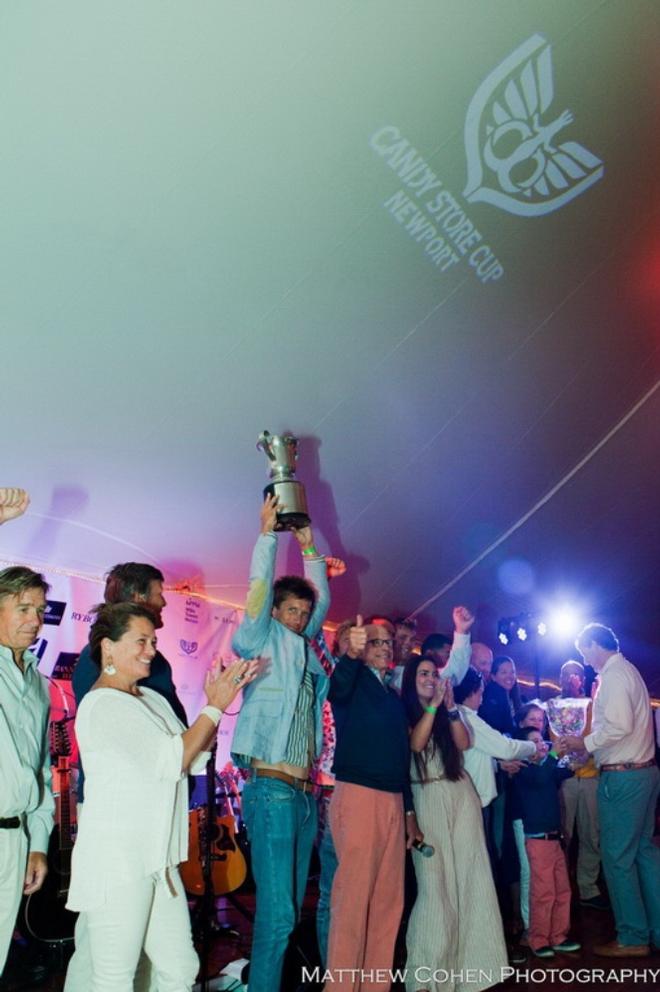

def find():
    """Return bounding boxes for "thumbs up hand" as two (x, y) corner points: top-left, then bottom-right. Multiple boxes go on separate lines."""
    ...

(348, 614), (368, 658)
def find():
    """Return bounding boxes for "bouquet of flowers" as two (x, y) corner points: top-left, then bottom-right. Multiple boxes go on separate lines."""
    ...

(546, 696), (591, 767)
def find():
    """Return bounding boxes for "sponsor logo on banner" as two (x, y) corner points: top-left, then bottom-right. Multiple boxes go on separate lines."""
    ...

(185, 597), (201, 625)
(43, 600), (67, 626)
(30, 638), (48, 663)
(369, 33), (602, 282)
(71, 611), (93, 624)
(463, 34), (604, 216)
(51, 651), (80, 681)
(180, 639), (198, 656)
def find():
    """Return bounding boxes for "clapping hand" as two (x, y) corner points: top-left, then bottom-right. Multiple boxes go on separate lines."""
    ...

(0, 488), (30, 524)
(205, 658), (260, 712)
(430, 677), (449, 709)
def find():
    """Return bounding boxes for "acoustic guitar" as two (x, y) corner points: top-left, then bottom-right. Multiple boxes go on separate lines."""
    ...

(180, 755), (247, 897)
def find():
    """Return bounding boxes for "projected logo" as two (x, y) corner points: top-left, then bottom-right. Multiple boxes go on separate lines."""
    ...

(463, 34), (604, 216)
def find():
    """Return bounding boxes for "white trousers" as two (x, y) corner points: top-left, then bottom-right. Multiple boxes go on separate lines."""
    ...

(0, 825), (27, 973)
(64, 867), (198, 992)
(65, 917), (157, 992)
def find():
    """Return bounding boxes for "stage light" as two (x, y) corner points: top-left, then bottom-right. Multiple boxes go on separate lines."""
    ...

(497, 617), (511, 645)
(549, 607), (580, 639)
(537, 621), (547, 636)
(516, 626), (528, 642)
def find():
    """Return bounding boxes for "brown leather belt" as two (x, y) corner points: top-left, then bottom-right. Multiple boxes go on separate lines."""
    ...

(600, 759), (655, 772)
(0, 817), (21, 829)
(254, 769), (313, 793)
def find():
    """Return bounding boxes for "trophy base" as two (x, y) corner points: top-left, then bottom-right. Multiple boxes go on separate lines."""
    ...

(263, 481), (310, 531)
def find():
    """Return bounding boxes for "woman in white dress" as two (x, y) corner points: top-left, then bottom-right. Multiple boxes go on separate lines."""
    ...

(66, 602), (257, 992)
(401, 655), (508, 992)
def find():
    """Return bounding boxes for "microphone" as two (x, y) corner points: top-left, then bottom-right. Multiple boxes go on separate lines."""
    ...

(412, 839), (435, 857)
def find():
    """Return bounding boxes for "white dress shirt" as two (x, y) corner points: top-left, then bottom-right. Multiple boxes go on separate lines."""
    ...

(583, 653), (655, 766)
(459, 705), (536, 807)
(68, 687), (208, 912)
(0, 645), (53, 852)
(390, 632), (471, 693)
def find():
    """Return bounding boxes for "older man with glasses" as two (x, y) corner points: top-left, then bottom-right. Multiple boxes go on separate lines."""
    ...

(324, 607), (473, 991)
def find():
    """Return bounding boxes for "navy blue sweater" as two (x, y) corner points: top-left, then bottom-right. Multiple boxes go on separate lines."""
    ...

(329, 655), (413, 811)
(514, 754), (573, 835)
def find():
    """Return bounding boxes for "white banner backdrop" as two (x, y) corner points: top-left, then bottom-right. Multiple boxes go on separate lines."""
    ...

(0, 562), (245, 770)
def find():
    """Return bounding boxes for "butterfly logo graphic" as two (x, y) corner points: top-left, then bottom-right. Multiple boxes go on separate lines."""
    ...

(463, 34), (603, 216)
(180, 639), (198, 656)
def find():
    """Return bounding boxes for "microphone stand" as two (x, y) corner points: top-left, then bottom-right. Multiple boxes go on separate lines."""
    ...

(197, 740), (218, 992)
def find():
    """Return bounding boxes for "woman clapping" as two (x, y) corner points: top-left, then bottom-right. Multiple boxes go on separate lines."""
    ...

(66, 602), (258, 992)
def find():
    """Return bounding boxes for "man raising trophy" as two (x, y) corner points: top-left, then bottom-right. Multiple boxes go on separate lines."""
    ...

(230, 434), (329, 991)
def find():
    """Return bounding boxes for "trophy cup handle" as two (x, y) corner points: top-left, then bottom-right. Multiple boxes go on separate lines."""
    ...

(257, 431), (275, 461)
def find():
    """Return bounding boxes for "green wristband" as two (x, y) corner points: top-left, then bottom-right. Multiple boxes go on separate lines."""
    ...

(302, 546), (318, 556)
(425, 705), (438, 715)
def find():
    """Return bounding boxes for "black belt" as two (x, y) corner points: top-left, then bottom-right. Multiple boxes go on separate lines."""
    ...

(0, 817), (21, 829)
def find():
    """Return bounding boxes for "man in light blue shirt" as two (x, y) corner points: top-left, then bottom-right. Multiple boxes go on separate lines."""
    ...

(231, 494), (330, 991)
(0, 564), (54, 974)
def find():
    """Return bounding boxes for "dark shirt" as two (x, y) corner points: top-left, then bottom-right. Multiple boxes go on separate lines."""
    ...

(329, 655), (413, 811)
(72, 644), (188, 801)
(513, 754), (573, 835)
(478, 680), (516, 736)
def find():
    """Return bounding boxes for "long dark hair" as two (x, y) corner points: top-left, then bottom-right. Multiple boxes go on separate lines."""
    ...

(401, 655), (463, 783)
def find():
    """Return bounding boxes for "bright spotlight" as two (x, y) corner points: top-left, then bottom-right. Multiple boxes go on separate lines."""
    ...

(549, 607), (580, 640)
(537, 621), (547, 636)
(516, 626), (528, 642)
(498, 631), (509, 645)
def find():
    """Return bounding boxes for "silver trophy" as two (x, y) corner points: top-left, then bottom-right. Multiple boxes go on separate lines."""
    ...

(257, 430), (310, 531)
(546, 697), (591, 768)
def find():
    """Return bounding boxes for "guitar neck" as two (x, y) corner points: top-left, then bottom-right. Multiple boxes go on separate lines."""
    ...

(55, 759), (74, 853)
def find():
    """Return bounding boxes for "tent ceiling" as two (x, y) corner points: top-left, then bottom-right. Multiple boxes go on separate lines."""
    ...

(2, 2), (658, 691)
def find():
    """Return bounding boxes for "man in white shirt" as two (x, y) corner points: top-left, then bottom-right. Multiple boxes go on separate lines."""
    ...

(0, 565), (54, 975)
(560, 623), (660, 957)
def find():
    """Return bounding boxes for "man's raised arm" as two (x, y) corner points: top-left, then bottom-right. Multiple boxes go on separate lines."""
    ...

(232, 495), (279, 657)
(444, 606), (475, 685)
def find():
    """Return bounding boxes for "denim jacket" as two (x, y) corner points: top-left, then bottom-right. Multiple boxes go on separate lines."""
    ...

(230, 532), (330, 768)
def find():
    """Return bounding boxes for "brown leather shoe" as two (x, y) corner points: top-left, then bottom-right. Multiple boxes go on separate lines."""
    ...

(593, 941), (650, 957)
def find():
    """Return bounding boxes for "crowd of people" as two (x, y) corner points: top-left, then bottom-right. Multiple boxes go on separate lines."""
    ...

(1, 486), (659, 992)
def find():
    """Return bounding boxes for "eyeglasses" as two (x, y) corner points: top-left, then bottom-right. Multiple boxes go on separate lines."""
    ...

(366, 638), (394, 649)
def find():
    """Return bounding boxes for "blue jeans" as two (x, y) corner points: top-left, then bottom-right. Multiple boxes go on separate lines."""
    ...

(598, 766), (660, 946)
(242, 776), (317, 992)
